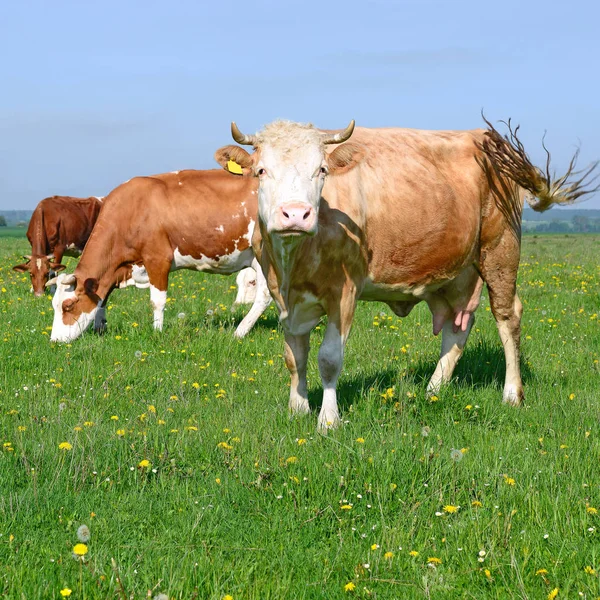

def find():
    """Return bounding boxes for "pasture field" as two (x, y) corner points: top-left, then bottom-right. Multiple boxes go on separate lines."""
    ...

(1, 232), (599, 599)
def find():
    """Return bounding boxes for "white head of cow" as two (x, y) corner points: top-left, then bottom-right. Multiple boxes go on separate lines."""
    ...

(49, 273), (101, 342)
(215, 120), (360, 237)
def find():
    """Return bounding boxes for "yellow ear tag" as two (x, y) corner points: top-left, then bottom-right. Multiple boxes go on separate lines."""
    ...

(227, 160), (243, 174)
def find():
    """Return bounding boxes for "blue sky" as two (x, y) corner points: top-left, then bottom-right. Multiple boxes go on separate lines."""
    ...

(1, 0), (599, 209)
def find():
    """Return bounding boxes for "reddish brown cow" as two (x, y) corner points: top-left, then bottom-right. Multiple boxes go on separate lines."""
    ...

(13, 196), (104, 296)
(215, 118), (598, 431)
(49, 169), (271, 342)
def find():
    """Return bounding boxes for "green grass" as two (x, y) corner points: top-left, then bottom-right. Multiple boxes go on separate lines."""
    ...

(1, 234), (599, 599)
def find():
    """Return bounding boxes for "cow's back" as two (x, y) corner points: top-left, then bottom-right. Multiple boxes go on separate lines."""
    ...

(322, 127), (489, 288)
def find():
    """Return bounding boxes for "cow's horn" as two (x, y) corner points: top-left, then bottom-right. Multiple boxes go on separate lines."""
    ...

(47, 254), (55, 260)
(321, 120), (356, 145)
(45, 277), (58, 288)
(61, 274), (76, 285)
(23, 255), (32, 261)
(231, 122), (257, 146)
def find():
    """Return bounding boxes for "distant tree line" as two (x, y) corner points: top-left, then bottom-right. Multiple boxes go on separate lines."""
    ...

(524, 215), (600, 233)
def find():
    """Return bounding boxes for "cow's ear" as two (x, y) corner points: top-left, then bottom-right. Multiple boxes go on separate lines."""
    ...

(326, 142), (365, 176)
(84, 278), (99, 295)
(50, 263), (67, 272)
(214, 145), (255, 175)
(13, 264), (29, 273)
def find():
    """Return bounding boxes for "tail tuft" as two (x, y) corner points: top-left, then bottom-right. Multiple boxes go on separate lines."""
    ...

(480, 116), (599, 212)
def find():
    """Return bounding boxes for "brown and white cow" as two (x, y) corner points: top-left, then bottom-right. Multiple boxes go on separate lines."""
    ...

(49, 169), (271, 342)
(13, 196), (104, 296)
(215, 118), (598, 431)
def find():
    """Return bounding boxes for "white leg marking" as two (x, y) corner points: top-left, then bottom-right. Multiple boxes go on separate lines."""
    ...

(317, 322), (344, 432)
(497, 319), (522, 405)
(234, 259), (272, 338)
(427, 315), (473, 396)
(150, 285), (167, 331)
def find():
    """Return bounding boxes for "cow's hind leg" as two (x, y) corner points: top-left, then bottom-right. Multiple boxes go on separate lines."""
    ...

(481, 239), (524, 405)
(427, 315), (474, 397)
(234, 259), (272, 338)
(285, 332), (311, 415)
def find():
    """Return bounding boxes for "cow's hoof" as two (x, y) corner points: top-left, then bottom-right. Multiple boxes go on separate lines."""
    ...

(502, 385), (524, 407)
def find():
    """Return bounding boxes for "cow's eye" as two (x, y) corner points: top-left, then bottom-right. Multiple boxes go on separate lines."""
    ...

(320, 166), (328, 175)
(257, 168), (267, 177)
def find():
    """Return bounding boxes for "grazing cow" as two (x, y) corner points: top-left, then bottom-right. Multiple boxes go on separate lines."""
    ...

(215, 118), (598, 431)
(49, 169), (271, 342)
(13, 196), (104, 296)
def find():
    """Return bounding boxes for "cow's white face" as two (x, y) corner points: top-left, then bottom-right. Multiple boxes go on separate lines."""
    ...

(255, 141), (326, 237)
(234, 267), (257, 305)
(50, 273), (99, 342)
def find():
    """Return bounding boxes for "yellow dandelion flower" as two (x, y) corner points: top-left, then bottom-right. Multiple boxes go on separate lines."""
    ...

(217, 442), (233, 450)
(547, 588), (558, 600)
(371, 544), (379, 550)
(429, 395), (439, 402)
(147, 405), (156, 413)
(138, 459), (151, 469)
(584, 566), (596, 575)
(60, 589), (72, 597)
(215, 478), (221, 484)
(503, 475), (516, 486)
(536, 568), (548, 576)
(569, 393), (575, 400)
(222, 596), (233, 600)
(384, 551), (394, 559)
(409, 550), (419, 557)
(110, 415), (119, 421)
(427, 557), (442, 565)
(73, 426), (83, 432)
(465, 405), (472, 410)
(340, 504), (353, 510)
(471, 500), (483, 508)
(587, 506), (598, 514)
(192, 382), (200, 389)
(116, 429), (125, 436)
(356, 437), (365, 444)
(58, 442), (72, 451)
(484, 568), (492, 579)
(297, 438), (307, 445)
(72, 543), (88, 556)
(344, 582), (356, 592)
(17, 426), (26, 432)
(443, 505), (459, 514)
(286, 456), (298, 464)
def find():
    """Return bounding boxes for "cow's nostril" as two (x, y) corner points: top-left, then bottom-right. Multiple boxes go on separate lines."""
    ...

(303, 210), (310, 220)
(282, 211), (289, 219)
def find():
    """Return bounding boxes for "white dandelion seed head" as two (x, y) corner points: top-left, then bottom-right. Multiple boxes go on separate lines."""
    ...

(421, 426), (431, 437)
(59, 402), (67, 412)
(177, 312), (185, 319)
(134, 350), (142, 359)
(206, 309), (214, 316)
(77, 524), (90, 543)
(450, 448), (463, 462)
(153, 594), (169, 600)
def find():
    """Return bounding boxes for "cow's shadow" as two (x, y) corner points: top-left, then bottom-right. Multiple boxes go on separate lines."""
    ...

(307, 339), (532, 412)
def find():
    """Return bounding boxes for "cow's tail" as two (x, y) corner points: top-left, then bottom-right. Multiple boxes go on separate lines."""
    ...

(480, 116), (599, 212)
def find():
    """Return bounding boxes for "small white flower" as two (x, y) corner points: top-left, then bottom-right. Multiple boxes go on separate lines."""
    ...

(479, 550), (486, 557)
(363, 563), (370, 569)
(77, 524), (90, 543)
(543, 533), (549, 539)
(435, 512), (443, 517)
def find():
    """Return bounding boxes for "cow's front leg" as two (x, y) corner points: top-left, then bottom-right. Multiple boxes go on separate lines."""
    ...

(234, 259), (272, 338)
(284, 332), (310, 415)
(317, 320), (346, 432)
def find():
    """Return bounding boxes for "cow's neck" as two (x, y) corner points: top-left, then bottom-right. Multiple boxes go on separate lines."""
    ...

(76, 240), (120, 301)
(264, 230), (307, 319)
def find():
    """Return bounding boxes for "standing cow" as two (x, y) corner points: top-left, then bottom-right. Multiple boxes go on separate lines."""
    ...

(214, 118), (598, 431)
(49, 169), (271, 342)
(13, 196), (104, 296)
